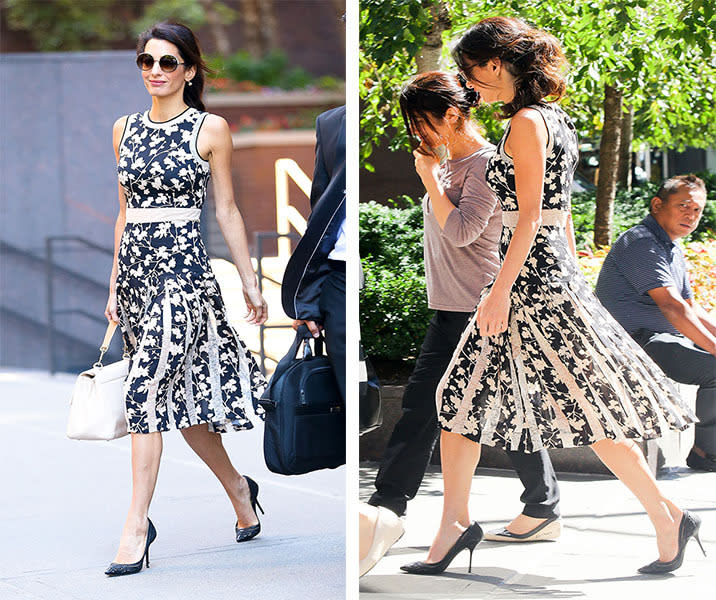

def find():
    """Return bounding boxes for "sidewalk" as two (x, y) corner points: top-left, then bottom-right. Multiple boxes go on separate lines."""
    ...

(0, 370), (345, 600)
(359, 461), (716, 599)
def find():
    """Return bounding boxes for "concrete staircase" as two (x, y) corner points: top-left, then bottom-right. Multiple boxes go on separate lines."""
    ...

(0, 240), (121, 373)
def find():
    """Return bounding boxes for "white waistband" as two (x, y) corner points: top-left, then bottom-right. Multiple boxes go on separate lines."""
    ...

(125, 207), (202, 223)
(502, 209), (569, 228)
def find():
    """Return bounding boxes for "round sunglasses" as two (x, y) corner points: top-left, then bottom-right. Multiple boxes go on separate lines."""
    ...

(136, 53), (186, 73)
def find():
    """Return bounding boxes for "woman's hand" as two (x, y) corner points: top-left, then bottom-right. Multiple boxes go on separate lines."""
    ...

(413, 148), (440, 182)
(105, 288), (119, 323)
(243, 285), (268, 325)
(476, 287), (511, 337)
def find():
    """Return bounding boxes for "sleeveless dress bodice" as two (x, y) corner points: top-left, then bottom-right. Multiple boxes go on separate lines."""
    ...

(118, 107), (211, 209)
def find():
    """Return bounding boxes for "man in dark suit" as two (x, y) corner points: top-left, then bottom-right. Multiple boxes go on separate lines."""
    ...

(281, 105), (346, 400)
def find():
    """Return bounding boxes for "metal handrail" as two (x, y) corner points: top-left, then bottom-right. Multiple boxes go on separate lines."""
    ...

(255, 230), (301, 373)
(46, 236), (113, 374)
(274, 159), (309, 258)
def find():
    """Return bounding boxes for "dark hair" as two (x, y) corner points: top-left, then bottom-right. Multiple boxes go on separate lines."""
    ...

(399, 71), (479, 148)
(137, 21), (209, 111)
(452, 16), (567, 119)
(651, 174), (707, 213)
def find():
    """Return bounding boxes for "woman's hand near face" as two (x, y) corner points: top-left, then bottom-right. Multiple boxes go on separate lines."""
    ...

(413, 148), (440, 182)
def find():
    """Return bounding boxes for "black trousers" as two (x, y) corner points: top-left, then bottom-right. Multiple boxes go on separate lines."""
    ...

(319, 263), (346, 402)
(368, 310), (560, 519)
(632, 329), (716, 455)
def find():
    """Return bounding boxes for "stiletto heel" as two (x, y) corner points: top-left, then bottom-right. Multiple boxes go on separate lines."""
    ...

(236, 475), (263, 542)
(638, 510), (704, 574)
(105, 518), (157, 577)
(694, 531), (706, 557)
(401, 522), (484, 575)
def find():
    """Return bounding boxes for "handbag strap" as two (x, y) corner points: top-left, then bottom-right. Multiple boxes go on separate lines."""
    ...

(94, 321), (122, 368)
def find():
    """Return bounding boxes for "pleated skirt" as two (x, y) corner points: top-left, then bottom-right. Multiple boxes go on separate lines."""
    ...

(436, 225), (697, 452)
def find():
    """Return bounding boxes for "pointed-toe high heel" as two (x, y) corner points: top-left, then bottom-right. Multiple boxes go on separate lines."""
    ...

(401, 521), (483, 575)
(638, 510), (706, 574)
(236, 475), (264, 543)
(105, 518), (157, 577)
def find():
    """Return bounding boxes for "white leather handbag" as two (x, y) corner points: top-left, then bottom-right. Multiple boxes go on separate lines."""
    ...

(66, 321), (130, 441)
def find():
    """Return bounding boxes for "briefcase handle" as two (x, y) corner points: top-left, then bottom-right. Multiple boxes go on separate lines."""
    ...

(297, 324), (324, 358)
(262, 324), (326, 401)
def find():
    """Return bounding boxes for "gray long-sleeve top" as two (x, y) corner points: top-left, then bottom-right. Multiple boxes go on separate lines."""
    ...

(422, 145), (502, 312)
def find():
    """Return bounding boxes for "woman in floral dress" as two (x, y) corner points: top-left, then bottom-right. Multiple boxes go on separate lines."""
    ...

(103, 22), (267, 576)
(402, 17), (703, 576)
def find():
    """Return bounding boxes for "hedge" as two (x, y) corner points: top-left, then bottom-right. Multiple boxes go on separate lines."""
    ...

(361, 183), (716, 364)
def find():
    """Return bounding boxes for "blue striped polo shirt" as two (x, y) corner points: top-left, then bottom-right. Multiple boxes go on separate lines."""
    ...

(595, 214), (693, 335)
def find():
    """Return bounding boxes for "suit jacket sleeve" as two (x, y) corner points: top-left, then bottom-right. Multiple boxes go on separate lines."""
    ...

(309, 117), (330, 209)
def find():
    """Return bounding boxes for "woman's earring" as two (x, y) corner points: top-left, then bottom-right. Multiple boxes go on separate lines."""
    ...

(187, 80), (193, 86)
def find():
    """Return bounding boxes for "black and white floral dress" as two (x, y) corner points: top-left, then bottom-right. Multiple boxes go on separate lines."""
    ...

(436, 103), (696, 452)
(115, 107), (266, 434)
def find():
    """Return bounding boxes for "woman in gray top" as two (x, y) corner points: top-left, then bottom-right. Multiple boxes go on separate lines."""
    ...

(361, 71), (561, 577)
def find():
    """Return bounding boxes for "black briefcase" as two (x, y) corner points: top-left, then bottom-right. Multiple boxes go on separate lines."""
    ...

(259, 325), (345, 475)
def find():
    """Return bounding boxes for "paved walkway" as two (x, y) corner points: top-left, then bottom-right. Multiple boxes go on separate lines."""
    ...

(0, 370), (345, 600)
(359, 461), (716, 599)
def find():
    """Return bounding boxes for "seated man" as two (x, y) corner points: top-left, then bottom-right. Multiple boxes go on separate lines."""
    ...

(595, 174), (716, 471)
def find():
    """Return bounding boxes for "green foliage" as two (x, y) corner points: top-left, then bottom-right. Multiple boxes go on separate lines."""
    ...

(206, 50), (314, 90)
(571, 172), (716, 249)
(360, 199), (431, 362)
(131, 0), (224, 35)
(5, 0), (238, 51)
(360, 197), (425, 271)
(360, 0), (716, 169)
(5, 0), (129, 51)
(360, 0), (438, 170)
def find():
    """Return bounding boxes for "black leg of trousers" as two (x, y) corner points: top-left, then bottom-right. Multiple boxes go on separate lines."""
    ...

(319, 268), (346, 402)
(368, 311), (472, 517)
(637, 331), (716, 455)
(505, 449), (561, 519)
(369, 310), (563, 519)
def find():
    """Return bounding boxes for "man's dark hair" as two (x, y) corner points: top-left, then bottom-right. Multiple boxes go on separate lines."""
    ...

(651, 174), (707, 214)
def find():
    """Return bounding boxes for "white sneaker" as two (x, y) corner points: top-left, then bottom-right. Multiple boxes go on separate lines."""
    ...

(359, 506), (405, 577)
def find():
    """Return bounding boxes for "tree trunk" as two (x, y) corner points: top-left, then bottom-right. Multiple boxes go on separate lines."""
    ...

(594, 84), (623, 248)
(240, 0), (261, 58)
(199, 0), (232, 56)
(415, 1), (451, 73)
(257, 0), (277, 56)
(616, 105), (633, 190)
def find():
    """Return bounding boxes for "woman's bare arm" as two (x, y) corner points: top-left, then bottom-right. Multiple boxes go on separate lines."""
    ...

(198, 114), (267, 324)
(105, 115), (128, 323)
(477, 108), (548, 336)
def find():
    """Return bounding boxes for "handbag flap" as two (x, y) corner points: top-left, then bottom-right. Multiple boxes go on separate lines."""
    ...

(92, 359), (129, 384)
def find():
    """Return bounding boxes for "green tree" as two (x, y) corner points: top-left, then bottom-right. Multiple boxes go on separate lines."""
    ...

(5, 0), (239, 56)
(361, 0), (716, 246)
(5, 0), (134, 51)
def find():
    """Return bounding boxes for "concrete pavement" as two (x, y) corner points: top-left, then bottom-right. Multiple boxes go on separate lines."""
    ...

(0, 369), (345, 600)
(359, 461), (716, 599)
